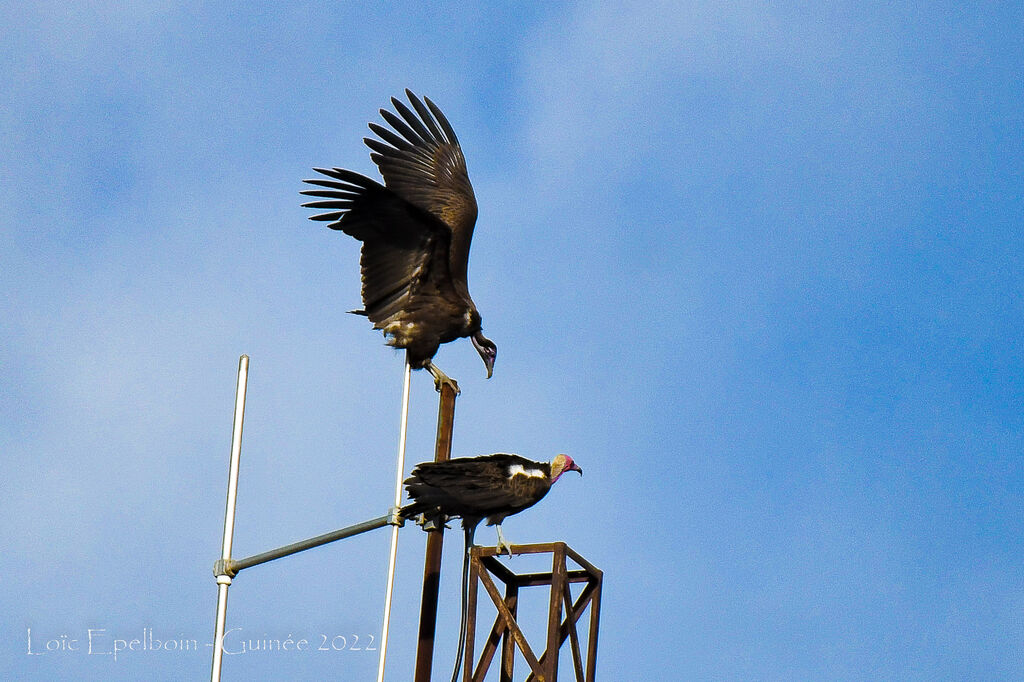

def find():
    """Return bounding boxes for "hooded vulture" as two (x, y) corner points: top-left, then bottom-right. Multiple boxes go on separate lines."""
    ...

(401, 452), (583, 555)
(401, 452), (582, 682)
(301, 90), (496, 391)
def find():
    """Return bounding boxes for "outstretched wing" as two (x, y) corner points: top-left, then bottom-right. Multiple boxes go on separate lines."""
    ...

(365, 90), (478, 284)
(300, 167), (454, 326)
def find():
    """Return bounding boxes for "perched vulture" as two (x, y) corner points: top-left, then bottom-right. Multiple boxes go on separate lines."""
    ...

(401, 453), (582, 682)
(301, 90), (496, 391)
(402, 453), (582, 552)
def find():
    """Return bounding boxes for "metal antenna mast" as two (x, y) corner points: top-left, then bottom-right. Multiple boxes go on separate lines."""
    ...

(210, 355), (249, 682)
(209, 356), (405, 681)
(208, 356), (547, 680)
(376, 359), (413, 681)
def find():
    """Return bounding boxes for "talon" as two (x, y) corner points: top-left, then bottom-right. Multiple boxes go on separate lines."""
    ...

(435, 375), (460, 395)
(495, 525), (514, 557)
(426, 361), (461, 395)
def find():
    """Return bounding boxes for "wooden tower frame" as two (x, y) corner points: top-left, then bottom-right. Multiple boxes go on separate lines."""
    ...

(464, 543), (602, 682)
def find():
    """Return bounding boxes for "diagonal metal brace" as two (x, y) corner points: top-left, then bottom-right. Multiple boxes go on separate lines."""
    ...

(212, 509), (402, 579)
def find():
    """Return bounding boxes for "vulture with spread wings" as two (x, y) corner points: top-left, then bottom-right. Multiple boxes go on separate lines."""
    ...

(301, 90), (496, 391)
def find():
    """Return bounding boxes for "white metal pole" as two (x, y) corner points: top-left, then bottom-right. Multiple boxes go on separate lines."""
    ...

(377, 359), (412, 682)
(211, 354), (250, 682)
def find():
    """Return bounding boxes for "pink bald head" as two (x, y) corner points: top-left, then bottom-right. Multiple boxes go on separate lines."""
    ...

(550, 454), (583, 482)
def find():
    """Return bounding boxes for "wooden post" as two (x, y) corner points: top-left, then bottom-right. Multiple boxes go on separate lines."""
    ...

(413, 381), (458, 681)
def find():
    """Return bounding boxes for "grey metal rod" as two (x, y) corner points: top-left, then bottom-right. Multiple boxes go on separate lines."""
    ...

(378, 359), (413, 682)
(211, 354), (250, 682)
(228, 513), (394, 574)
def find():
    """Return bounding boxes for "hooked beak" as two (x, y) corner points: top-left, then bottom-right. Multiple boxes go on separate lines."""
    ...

(471, 332), (496, 379)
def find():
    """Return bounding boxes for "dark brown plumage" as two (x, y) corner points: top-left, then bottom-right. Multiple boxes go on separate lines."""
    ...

(401, 453), (582, 552)
(301, 90), (496, 390)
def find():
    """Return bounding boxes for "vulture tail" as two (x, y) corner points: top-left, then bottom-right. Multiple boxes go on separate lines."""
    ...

(451, 523), (476, 682)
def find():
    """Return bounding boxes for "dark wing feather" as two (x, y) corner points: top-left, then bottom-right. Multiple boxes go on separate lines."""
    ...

(366, 90), (478, 284)
(300, 168), (455, 325)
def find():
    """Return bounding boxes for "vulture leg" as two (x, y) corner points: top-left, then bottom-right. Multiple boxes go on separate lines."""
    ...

(426, 360), (461, 395)
(495, 524), (513, 557)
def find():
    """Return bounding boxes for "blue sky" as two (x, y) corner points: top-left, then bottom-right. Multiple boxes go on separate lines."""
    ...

(3, 2), (1022, 680)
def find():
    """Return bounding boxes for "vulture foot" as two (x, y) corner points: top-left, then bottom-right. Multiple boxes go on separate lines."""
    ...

(495, 525), (514, 558)
(426, 362), (461, 395)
